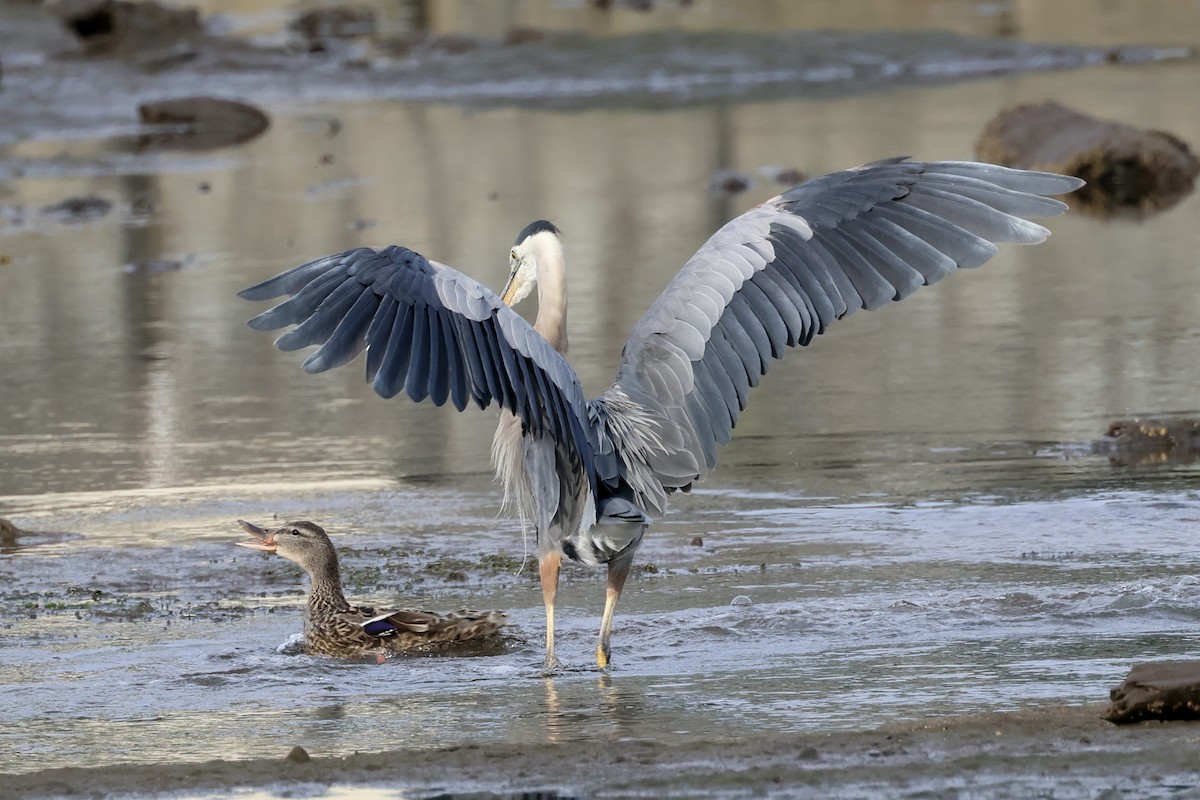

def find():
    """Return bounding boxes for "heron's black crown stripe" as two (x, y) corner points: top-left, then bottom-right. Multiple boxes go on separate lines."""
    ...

(515, 220), (560, 245)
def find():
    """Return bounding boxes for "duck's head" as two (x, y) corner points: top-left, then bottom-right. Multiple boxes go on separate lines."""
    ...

(236, 519), (335, 572)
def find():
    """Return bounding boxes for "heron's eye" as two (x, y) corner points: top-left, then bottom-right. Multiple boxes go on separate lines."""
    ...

(510, 249), (518, 262)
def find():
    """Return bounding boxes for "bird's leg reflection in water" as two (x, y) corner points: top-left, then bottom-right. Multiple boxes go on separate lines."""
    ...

(540, 674), (630, 744)
(541, 677), (563, 743)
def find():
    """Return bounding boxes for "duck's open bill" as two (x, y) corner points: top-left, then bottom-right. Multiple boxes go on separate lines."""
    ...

(235, 519), (277, 552)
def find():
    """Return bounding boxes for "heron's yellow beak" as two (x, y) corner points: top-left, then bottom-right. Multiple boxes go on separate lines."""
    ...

(500, 273), (520, 306)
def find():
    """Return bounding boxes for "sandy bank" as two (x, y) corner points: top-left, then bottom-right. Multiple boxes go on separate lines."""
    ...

(6, 703), (1198, 798)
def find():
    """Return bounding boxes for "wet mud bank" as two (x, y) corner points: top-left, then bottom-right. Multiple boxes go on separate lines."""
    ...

(5, 703), (1197, 798)
(0, 2), (1193, 149)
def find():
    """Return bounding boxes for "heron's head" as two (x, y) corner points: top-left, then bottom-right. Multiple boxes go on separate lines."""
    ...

(236, 519), (336, 574)
(501, 220), (561, 306)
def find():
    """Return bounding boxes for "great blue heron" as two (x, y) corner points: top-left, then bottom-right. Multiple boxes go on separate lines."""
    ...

(239, 157), (1082, 670)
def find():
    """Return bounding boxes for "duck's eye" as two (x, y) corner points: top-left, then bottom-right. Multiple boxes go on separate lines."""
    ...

(290, 529), (301, 536)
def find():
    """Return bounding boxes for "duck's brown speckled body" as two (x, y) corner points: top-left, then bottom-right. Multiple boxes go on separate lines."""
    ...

(237, 520), (507, 660)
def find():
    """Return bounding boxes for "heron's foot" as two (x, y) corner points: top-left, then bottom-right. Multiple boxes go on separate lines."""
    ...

(542, 653), (565, 674)
(595, 641), (611, 670)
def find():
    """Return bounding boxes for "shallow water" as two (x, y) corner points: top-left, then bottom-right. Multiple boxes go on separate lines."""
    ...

(2, 0), (1200, 795)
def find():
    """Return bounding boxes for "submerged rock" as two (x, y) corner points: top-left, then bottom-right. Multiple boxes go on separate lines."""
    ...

(708, 170), (754, 195)
(1097, 417), (1200, 467)
(39, 194), (113, 223)
(1106, 661), (1200, 724)
(758, 165), (808, 186)
(138, 97), (269, 151)
(289, 7), (377, 53)
(376, 32), (485, 58)
(292, 7), (376, 40)
(1, 519), (26, 549)
(0, 521), (81, 555)
(286, 745), (311, 763)
(976, 101), (1199, 219)
(53, 0), (203, 57)
(122, 259), (186, 274)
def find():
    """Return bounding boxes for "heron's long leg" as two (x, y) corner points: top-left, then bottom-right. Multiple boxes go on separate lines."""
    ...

(596, 552), (634, 669)
(539, 550), (562, 671)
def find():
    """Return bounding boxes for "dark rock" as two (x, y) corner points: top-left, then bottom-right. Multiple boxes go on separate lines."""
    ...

(505, 27), (552, 46)
(286, 745), (311, 763)
(1098, 417), (1200, 467)
(689, 536), (704, 547)
(0, 523), (81, 554)
(123, 259), (185, 274)
(1, 519), (26, 548)
(40, 194), (113, 223)
(53, 0), (203, 57)
(590, 0), (656, 10)
(290, 7), (376, 51)
(708, 170), (754, 195)
(130, 196), (156, 217)
(1105, 661), (1200, 724)
(138, 97), (269, 151)
(976, 101), (1199, 219)
(378, 32), (483, 58)
(293, 7), (376, 39)
(759, 166), (808, 186)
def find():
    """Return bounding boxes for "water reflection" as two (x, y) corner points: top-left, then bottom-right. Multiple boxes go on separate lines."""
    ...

(210, 0), (1200, 49)
(5, 69), (1199, 498)
(538, 674), (644, 744)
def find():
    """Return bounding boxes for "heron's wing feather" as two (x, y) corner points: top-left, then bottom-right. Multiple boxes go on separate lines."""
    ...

(240, 246), (597, 486)
(594, 158), (1082, 514)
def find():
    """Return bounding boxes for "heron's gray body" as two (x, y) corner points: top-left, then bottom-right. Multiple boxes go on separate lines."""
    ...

(240, 158), (1083, 669)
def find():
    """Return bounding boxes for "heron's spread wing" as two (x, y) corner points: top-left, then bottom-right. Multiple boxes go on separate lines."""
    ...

(240, 246), (596, 486)
(593, 158), (1083, 513)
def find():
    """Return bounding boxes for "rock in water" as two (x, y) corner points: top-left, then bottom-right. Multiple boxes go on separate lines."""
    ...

(976, 101), (1199, 218)
(53, 0), (203, 56)
(1105, 661), (1200, 724)
(1100, 418), (1200, 467)
(286, 745), (311, 763)
(138, 97), (269, 151)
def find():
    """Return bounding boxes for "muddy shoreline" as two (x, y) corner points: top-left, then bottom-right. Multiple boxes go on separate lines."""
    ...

(6, 703), (1194, 798)
(0, 2), (1192, 151)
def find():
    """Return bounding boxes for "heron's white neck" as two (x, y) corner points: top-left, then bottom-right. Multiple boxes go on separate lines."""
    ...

(532, 234), (568, 354)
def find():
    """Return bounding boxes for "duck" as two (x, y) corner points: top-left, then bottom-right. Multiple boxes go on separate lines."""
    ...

(236, 519), (507, 660)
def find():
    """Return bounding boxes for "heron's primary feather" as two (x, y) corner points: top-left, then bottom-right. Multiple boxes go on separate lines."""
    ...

(590, 159), (1082, 514)
(240, 246), (599, 496)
